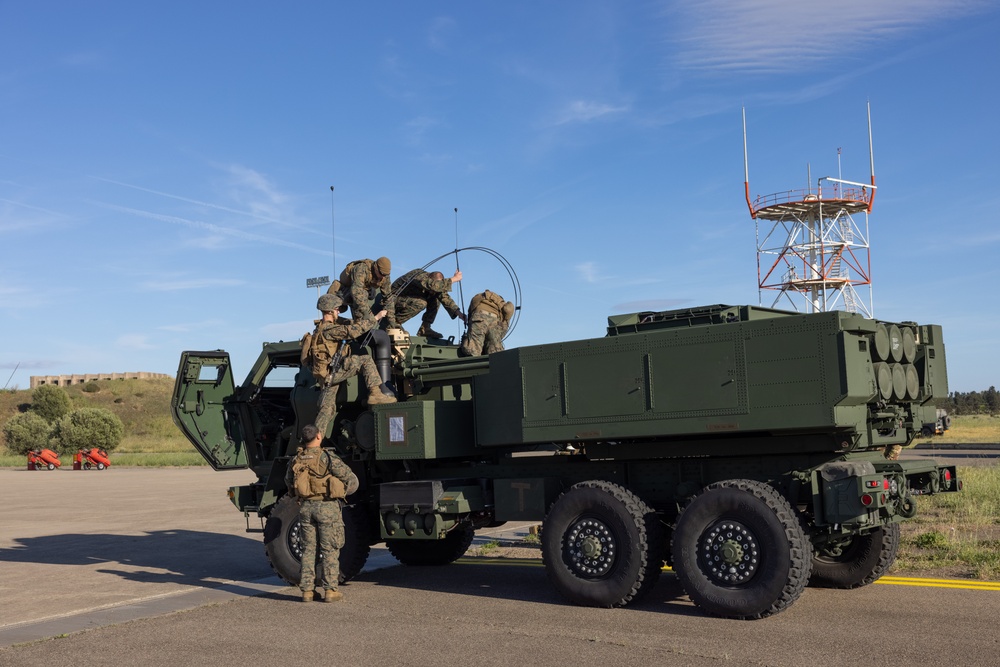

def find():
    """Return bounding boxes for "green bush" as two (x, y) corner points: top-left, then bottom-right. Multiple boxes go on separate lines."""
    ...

(30, 385), (72, 422)
(2, 412), (54, 455)
(82, 382), (100, 393)
(52, 408), (124, 454)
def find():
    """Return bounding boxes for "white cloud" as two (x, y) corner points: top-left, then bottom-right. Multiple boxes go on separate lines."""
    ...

(116, 334), (156, 351)
(139, 279), (246, 292)
(552, 100), (630, 126)
(428, 16), (457, 53)
(665, 0), (989, 73)
(576, 261), (603, 284)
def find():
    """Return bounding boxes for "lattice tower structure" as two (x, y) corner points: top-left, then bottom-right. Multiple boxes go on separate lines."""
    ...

(750, 178), (873, 317)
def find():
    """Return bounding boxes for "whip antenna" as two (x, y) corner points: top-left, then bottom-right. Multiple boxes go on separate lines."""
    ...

(454, 207), (466, 328)
(330, 186), (337, 275)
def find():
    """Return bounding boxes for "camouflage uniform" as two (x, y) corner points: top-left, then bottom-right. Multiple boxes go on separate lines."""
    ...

(334, 258), (397, 327)
(460, 291), (513, 356)
(283, 448), (359, 595)
(312, 315), (387, 435)
(392, 269), (462, 331)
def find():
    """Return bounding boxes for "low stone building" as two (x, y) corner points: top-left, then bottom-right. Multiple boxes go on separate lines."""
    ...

(29, 372), (172, 389)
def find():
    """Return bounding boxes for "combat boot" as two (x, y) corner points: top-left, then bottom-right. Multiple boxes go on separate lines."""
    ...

(301, 590), (314, 603)
(323, 589), (343, 603)
(417, 323), (443, 339)
(367, 386), (397, 405)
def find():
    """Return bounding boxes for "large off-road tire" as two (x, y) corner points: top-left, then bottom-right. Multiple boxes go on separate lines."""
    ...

(671, 479), (812, 620)
(810, 523), (900, 589)
(263, 495), (373, 586)
(541, 480), (664, 608)
(386, 524), (475, 566)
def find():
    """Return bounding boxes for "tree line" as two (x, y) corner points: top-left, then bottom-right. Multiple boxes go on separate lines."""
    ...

(1, 384), (124, 455)
(939, 387), (1000, 415)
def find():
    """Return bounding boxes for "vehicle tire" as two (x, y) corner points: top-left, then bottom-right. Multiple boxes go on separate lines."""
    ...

(809, 523), (900, 589)
(84, 462), (92, 470)
(386, 524), (475, 566)
(96, 462), (106, 470)
(671, 479), (811, 620)
(263, 495), (374, 586)
(46, 463), (55, 470)
(921, 425), (934, 437)
(541, 480), (664, 608)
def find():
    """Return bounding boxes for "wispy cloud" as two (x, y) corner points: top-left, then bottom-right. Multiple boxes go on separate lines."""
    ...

(92, 170), (323, 235)
(115, 334), (156, 350)
(576, 261), (608, 284)
(551, 100), (630, 126)
(94, 202), (333, 256)
(158, 319), (228, 333)
(427, 16), (457, 53)
(139, 278), (246, 292)
(665, 0), (989, 73)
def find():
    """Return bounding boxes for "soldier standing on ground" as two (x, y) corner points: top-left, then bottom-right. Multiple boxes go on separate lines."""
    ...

(284, 424), (360, 603)
(392, 268), (466, 338)
(459, 290), (515, 356)
(305, 293), (396, 436)
(329, 257), (398, 327)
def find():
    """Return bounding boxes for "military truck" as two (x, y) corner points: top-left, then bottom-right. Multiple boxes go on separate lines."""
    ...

(172, 304), (960, 619)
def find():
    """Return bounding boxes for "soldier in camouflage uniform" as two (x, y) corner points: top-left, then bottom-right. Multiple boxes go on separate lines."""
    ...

(392, 268), (466, 338)
(459, 290), (515, 356)
(328, 256), (398, 327)
(308, 293), (396, 436)
(284, 424), (360, 602)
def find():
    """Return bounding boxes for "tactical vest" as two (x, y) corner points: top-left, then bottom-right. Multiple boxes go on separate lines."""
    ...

(339, 259), (373, 290)
(291, 447), (347, 501)
(301, 324), (347, 385)
(469, 290), (505, 318)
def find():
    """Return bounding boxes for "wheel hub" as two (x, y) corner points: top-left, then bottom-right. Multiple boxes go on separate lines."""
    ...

(699, 520), (759, 585)
(565, 518), (616, 577)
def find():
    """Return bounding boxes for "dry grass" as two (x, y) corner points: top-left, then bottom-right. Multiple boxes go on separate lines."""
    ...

(894, 464), (1000, 580)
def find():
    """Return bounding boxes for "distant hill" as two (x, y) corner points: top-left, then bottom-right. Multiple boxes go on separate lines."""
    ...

(0, 378), (193, 453)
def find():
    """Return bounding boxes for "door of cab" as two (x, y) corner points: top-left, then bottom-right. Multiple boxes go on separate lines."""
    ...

(171, 351), (248, 470)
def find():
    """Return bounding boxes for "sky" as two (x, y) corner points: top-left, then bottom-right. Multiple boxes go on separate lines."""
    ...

(1, 1), (998, 393)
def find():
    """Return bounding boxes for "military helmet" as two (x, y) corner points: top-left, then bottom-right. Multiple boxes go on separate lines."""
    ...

(317, 293), (344, 313)
(375, 256), (391, 276)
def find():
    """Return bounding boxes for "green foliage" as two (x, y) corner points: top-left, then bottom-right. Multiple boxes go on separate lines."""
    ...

(52, 407), (125, 454)
(942, 386), (1000, 415)
(914, 531), (949, 549)
(1, 412), (53, 455)
(81, 382), (101, 393)
(30, 385), (72, 422)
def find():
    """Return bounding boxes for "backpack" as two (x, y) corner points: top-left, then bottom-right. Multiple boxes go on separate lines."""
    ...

(300, 327), (346, 385)
(291, 448), (347, 500)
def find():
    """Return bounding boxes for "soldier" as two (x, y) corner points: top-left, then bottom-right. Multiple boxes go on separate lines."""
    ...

(284, 423), (360, 602)
(329, 256), (398, 327)
(459, 290), (515, 356)
(305, 293), (396, 436)
(392, 268), (466, 338)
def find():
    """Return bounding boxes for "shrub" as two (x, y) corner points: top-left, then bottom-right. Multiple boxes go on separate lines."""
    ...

(30, 385), (72, 422)
(52, 408), (124, 454)
(2, 412), (54, 455)
(82, 382), (100, 393)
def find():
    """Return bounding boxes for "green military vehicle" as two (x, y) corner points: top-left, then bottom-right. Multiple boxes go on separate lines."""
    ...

(171, 304), (959, 619)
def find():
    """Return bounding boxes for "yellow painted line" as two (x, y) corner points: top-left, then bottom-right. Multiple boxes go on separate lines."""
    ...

(877, 577), (1000, 591)
(457, 558), (1000, 591)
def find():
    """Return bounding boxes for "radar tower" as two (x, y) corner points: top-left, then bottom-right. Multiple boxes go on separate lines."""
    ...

(743, 104), (877, 317)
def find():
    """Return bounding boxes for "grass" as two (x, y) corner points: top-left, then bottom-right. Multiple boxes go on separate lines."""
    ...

(925, 414), (1000, 444)
(894, 464), (1000, 580)
(0, 378), (199, 466)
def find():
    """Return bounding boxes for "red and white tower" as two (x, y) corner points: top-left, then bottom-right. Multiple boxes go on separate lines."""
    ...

(743, 104), (877, 317)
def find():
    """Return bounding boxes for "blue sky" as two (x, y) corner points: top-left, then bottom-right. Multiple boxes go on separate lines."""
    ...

(1, 1), (997, 393)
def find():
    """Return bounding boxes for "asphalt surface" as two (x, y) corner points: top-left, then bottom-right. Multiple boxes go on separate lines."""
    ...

(1, 462), (999, 666)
